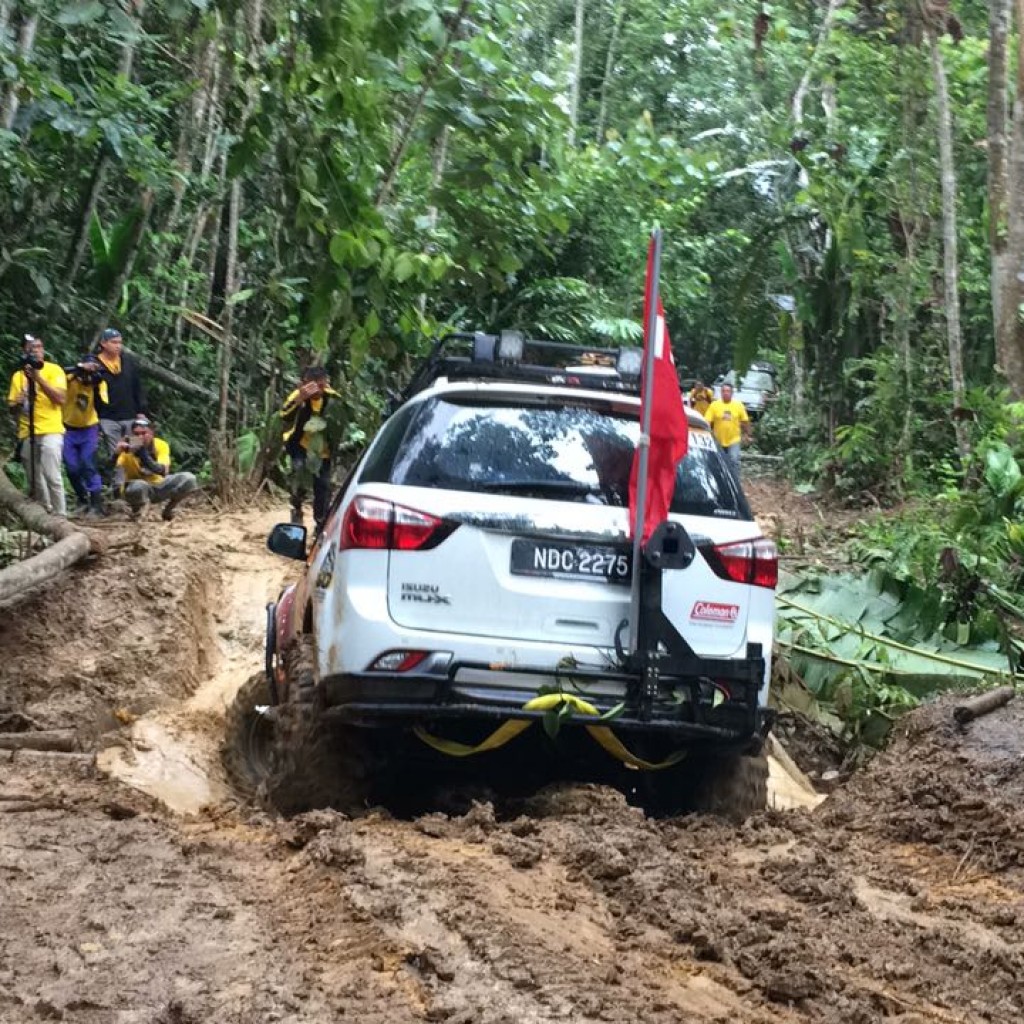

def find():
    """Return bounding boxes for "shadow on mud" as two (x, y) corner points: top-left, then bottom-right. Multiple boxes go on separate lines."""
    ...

(222, 674), (767, 822)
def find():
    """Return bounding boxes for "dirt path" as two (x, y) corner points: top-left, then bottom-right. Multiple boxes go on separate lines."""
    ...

(1, 503), (1023, 1023)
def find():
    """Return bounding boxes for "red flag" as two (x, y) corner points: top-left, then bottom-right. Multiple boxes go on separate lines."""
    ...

(628, 240), (689, 543)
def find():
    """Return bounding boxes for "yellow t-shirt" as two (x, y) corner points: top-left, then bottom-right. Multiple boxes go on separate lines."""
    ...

(7, 362), (67, 439)
(63, 377), (109, 430)
(117, 437), (171, 485)
(704, 398), (749, 448)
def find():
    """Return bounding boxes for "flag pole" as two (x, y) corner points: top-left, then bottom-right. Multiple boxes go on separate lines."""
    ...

(629, 227), (662, 655)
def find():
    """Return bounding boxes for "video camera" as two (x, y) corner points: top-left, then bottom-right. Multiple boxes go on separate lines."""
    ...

(18, 352), (43, 372)
(65, 358), (103, 385)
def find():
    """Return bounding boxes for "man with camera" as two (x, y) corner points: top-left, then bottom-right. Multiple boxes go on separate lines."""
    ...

(95, 328), (146, 457)
(63, 353), (109, 517)
(280, 365), (339, 531)
(115, 416), (197, 521)
(7, 334), (67, 516)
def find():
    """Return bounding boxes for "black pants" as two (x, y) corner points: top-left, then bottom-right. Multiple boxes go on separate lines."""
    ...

(289, 452), (331, 527)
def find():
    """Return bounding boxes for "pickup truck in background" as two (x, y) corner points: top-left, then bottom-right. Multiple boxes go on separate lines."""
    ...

(713, 362), (778, 419)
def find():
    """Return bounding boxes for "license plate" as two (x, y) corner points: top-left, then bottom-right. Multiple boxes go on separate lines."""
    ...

(510, 539), (632, 585)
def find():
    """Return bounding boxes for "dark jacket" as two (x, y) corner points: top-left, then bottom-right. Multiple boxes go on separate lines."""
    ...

(96, 352), (146, 421)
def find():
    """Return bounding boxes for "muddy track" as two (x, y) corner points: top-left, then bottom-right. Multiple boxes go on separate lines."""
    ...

(1, 501), (1023, 1023)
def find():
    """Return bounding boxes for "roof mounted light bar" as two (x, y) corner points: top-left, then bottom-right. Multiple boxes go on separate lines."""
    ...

(394, 331), (645, 411)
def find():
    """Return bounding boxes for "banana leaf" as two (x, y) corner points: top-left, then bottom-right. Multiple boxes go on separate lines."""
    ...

(774, 570), (1018, 744)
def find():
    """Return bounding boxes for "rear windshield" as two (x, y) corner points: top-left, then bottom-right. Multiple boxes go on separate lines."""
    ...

(740, 370), (775, 391)
(360, 396), (751, 520)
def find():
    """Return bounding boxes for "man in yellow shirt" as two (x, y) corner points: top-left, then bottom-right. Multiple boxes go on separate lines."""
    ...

(115, 416), (197, 521)
(7, 334), (67, 515)
(704, 383), (751, 478)
(63, 353), (109, 517)
(281, 365), (339, 530)
(688, 379), (714, 417)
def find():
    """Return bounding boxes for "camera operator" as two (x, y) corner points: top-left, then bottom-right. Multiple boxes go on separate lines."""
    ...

(95, 328), (146, 458)
(115, 416), (197, 522)
(62, 353), (109, 517)
(6, 334), (67, 516)
(280, 365), (339, 530)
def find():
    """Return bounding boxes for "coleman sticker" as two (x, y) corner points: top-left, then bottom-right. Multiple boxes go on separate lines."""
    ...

(690, 601), (739, 624)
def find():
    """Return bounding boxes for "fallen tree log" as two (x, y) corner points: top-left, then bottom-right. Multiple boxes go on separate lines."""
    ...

(0, 466), (102, 606)
(127, 348), (235, 408)
(953, 686), (1016, 725)
(2, 749), (94, 766)
(0, 466), (81, 542)
(0, 532), (91, 607)
(0, 730), (79, 752)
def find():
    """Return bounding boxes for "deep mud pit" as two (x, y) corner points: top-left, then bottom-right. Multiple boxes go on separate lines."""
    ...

(2, 501), (1024, 1023)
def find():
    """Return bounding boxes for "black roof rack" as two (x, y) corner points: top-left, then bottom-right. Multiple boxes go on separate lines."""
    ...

(394, 331), (643, 411)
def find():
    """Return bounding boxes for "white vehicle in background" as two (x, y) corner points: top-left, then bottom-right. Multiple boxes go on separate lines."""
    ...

(257, 333), (778, 818)
(713, 362), (779, 418)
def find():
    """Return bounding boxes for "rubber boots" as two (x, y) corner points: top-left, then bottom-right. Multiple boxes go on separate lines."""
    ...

(86, 492), (105, 518)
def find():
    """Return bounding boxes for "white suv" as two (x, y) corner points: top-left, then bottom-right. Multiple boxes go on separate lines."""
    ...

(260, 335), (777, 817)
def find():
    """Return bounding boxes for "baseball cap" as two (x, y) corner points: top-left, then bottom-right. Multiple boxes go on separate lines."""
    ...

(131, 416), (152, 430)
(100, 328), (122, 342)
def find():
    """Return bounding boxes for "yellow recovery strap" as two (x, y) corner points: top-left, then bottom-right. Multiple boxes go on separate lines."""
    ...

(413, 692), (687, 772)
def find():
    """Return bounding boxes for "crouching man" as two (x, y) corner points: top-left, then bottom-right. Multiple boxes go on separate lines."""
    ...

(116, 416), (197, 521)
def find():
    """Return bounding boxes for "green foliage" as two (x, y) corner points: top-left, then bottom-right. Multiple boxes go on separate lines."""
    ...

(0, 0), (1010, 499)
(778, 569), (1017, 744)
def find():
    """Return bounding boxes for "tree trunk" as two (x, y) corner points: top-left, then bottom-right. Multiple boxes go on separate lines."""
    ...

(994, 0), (1024, 398)
(568, 0), (585, 146)
(988, 0), (1011, 253)
(129, 348), (224, 403)
(596, 0), (624, 143)
(116, 0), (144, 79)
(928, 32), (971, 460)
(897, 218), (918, 458)
(791, 0), (845, 125)
(61, 151), (109, 296)
(417, 126), (450, 315)
(0, 10), (38, 130)
(0, 0), (11, 37)
(374, 0), (471, 208)
(218, 179), (241, 435)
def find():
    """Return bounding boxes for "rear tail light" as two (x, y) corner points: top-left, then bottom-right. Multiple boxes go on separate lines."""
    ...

(340, 496), (455, 552)
(368, 650), (430, 672)
(702, 537), (777, 589)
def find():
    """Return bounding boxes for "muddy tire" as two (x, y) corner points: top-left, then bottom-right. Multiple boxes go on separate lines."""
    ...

(645, 750), (768, 821)
(261, 706), (372, 816)
(221, 672), (277, 802)
(261, 634), (373, 815)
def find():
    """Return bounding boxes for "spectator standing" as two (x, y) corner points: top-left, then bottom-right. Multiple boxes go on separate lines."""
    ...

(63, 353), (108, 517)
(280, 366), (339, 531)
(115, 416), (197, 521)
(704, 382), (751, 478)
(6, 334), (67, 515)
(688, 379), (714, 417)
(95, 328), (146, 457)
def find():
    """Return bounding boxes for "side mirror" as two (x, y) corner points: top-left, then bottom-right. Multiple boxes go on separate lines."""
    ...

(267, 522), (307, 561)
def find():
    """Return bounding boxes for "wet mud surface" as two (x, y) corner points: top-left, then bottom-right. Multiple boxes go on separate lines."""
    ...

(2, 502), (1023, 1022)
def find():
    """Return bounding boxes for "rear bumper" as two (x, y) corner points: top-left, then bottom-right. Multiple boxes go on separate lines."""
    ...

(321, 654), (773, 751)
